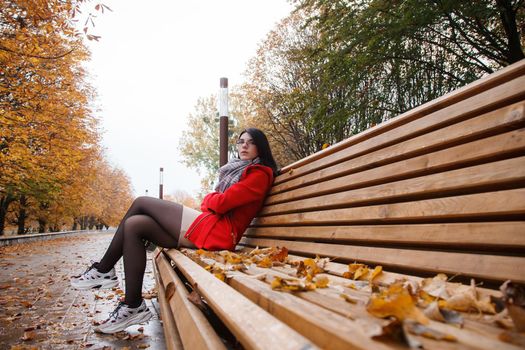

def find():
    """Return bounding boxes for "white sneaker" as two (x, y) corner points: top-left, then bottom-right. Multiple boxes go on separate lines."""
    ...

(70, 262), (119, 290)
(94, 300), (153, 334)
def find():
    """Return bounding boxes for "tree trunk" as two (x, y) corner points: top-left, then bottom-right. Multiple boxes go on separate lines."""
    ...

(0, 194), (15, 236)
(17, 195), (28, 235)
(496, 0), (525, 64)
(38, 218), (46, 233)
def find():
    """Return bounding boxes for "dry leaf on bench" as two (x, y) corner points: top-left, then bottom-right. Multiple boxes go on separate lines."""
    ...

(367, 282), (429, 324)
(188, 290), (206, 312)
(369, 319), (422, 349)
(404, 320), (457, 342)
(271, 276), (315, 292)
(500, 280), (525, 331)
(423, 301), (464, 327)
(165, 282), (176, 301)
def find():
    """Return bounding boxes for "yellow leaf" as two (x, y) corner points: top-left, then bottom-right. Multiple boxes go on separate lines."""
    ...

(369, 266), (383, 281)
(367, 282), (429, 324)
(314, 276), (330, 288)
(354, 266), (369, 280)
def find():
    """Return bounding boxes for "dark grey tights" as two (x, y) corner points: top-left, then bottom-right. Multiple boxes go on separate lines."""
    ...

(96, 196), (184, 308)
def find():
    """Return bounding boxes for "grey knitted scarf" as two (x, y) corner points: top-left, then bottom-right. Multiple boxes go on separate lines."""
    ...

(215, 157), (261, 193)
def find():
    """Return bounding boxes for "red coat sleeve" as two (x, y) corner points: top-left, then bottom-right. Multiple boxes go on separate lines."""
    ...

(201, 168), (271, 215)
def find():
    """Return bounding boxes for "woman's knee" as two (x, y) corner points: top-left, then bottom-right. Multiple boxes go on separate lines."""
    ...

(123, 215), (149, 239)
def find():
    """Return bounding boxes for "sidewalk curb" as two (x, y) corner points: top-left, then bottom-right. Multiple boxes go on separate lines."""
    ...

(0, 229), (116, 247)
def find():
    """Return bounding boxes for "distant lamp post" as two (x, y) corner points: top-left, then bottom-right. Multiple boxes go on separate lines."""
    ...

(159, 167), (164, 199)
(219, 77), (229, 167)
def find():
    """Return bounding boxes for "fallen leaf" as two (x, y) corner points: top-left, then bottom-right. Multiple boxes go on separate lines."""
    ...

(187, 290), (206, 311)
(271, 276), (315, 292)
(340, 293), (358, 304)
(20, 301), (33, 308)
(314, 276), (329, 288)
(420, 274), (450, 300)
(369, 319), (422, 349)
(404, 320), (457, 341)
(500, 280), (525, 331)
(367, 282), (429, 324)
(257, 257), (273, 268)
(423, 301), (463, 327)
(21, 330), (36, 341)
(165, 282), (176, 301)
(443, 280), (495, 314)
(369, 266), (383, 282)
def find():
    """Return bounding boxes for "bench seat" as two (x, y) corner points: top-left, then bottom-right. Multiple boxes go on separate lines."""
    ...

(154, 59), (525, 349)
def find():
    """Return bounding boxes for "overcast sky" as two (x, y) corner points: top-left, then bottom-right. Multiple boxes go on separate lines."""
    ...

(83, 1), (293, 198)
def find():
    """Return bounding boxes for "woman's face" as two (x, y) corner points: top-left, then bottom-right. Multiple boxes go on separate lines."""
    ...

(237, 132), (259, 161)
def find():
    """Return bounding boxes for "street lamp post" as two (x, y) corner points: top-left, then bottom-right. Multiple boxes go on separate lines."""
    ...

(159, 167), (164, 199)
(219, 77), (229, 167)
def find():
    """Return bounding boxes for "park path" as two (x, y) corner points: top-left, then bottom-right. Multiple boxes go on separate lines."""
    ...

(0, 232), (166, 350)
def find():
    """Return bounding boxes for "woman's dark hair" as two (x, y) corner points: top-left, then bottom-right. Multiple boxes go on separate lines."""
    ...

(239, 128), (279, 176)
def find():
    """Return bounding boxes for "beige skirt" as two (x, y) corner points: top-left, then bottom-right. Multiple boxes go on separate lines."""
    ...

(177, 206), (201, 248)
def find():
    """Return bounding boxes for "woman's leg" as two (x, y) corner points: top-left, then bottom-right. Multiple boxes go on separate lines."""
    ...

(96, 196), (183, 272)
(120, 214), (184, 307)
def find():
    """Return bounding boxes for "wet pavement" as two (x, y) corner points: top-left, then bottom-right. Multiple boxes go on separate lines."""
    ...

(0, 231), (166, 350)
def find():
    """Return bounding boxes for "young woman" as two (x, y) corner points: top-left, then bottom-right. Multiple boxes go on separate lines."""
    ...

(70, 128), (278, 333)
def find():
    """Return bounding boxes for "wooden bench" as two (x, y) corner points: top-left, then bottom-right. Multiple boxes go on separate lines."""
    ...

(153, 59), (525, 350)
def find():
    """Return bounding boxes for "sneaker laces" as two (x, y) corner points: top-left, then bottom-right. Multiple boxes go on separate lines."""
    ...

(104, 302), (125, 323)
(72, 261), (97, 279)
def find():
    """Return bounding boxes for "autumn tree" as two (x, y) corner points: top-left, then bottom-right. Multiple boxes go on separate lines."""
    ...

(179, 93), (252, 194)
(1, 0), (126, 234)
(240, 1), (524, 164)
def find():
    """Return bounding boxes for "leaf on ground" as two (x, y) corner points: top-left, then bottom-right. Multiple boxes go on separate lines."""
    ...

(257, 256), (273, 268)
(21, 330), (36, 341)
(165, 282), (176, 301)
(423, 301), (464, 327)
(269, 246), (288, 262)
(187, 290), (206, 311)
(369, 266), (383, 282)
(420, 273), (450, 300)
(369, 319), (422, 349)
(404, 320), (457, 342)
(500, 280), (525, 332)
(20, 301), (33, 308)
(442, 279), (495, 314)
(314, 275), (330, 288)
(367, 282), (429, 324)
(340, 293), (358, 304)
(271, 276), (315, 292)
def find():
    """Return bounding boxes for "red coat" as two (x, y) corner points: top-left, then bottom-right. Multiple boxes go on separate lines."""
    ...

(184, 164), (274, 250)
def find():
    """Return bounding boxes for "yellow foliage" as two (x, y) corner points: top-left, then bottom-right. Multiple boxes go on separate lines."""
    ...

(367, 282), (429, 324)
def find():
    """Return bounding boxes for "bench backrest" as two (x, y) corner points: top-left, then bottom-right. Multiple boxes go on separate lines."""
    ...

(241, 60), (525, 286)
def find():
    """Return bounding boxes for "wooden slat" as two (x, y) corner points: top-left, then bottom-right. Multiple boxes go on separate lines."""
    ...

(271, 104), (525, 196)
(269, 104), (525, 200)
(152, 253), (184, 350)
(269, 129), (525, 205)
(240, 238), (525, 283)
(165, 249), (318, 350)
(255, 189), (525, 225)
(245, 222), (525, 249)
(262, 156), (525, 215)
(275, 61), (525, 184)
(280, 60), (525, 175)
(227, 273), (393, 350)
(202, 253), (518, 350)
(156, 251), (226, 350)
